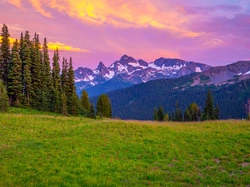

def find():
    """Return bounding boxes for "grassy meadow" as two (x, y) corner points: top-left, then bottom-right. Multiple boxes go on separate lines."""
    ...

(0, 108), (249, 186)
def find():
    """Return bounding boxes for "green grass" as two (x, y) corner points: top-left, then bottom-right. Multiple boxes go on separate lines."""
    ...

(0, 108), (249, 186)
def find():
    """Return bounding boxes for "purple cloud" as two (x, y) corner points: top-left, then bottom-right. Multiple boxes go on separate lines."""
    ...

(179, 4), (242, 15)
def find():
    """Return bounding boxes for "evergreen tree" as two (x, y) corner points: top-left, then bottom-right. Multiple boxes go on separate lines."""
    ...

(153, 108), (158, 121)
(71, 93), (80, 116)
(61, 91), (68, 115)
(81, 90), (90, 113)
(30, 33), (42, 109)
(157, 106), (164, 121)
(21, 33), (33, 106)
(215, 103), (220, 120)
(66, 57), (79, 115)
(0, 24), (11, 86)
(8, 39), (22, 105)
(245, 99), (250, 120)
(19, 32), (25, 63)
(202, 89), (215, 120)
(175, 101), (183, 121)
(88, 103), (96, 119)
(61, 57), (68, 92)
(0, 80), (9, 112)
(96, 94), (112, 118)
(41, 37), (53, 111)
(52, 48), (61, 113)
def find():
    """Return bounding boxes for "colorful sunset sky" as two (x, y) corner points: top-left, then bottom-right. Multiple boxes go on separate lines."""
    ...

(1, 0), (250, 69)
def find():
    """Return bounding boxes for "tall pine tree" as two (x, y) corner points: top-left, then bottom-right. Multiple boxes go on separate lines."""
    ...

(21, 31), (33, 106)
(157, 106), (164, 121)
(61, 57), (68, 92)
(88, 103), (96, 119)
(40, 37), (53, 111)
(66, 57), (79, 115)
(19, 32), (24, 64)
(52, 48), (62, 113)
(30, 33), (42, 109)
(97, 94), (112, 118)
(215, 103), (220, 120)
(81, 90), (90, 113)
(202, 89), (215, 120)
(8, 39), (22, 105)
(0, 24), (11, 86)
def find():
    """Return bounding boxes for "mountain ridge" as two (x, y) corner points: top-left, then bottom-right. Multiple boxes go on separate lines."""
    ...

(75, 55), (212, 96)
(88, 60), (250, 120)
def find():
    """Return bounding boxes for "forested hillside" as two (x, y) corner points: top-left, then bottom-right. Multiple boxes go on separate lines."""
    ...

(99, 75), (250, 120)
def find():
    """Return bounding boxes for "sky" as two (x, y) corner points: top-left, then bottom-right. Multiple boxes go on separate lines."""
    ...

(0, 0), (250, 69)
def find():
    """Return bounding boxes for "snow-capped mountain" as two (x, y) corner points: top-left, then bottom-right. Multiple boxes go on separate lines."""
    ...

(75, 55), (212, 96)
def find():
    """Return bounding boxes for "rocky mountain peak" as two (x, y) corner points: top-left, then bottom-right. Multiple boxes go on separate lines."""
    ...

(119, 55), (137, 65)
(96, 61), (106, 70)
(75, 55), (213, 95)
(138, 59), (148, 67)
(95, 61), (109, 76)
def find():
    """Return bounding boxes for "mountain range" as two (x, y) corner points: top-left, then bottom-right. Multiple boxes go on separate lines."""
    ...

(74, 55), (250, 120)
(75, 55), (211, 97)
(92, 61), (250, 120)
(87, 60), (250, 120)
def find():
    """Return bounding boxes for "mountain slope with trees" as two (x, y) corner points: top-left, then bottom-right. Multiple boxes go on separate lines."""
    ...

(98, 74), (250, 120)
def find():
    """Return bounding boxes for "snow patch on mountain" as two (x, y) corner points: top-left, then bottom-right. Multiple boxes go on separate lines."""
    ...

(128, 61), (147, 68)
(196, 67), (202, 72)
(117, 63), (128, 73)
(148, 63), (162, 70)
(245, 70), (250, 75)
(74, 55), (213, 94)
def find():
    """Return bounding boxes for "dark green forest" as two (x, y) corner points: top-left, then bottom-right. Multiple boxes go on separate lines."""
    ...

(100, 75), (250, 120)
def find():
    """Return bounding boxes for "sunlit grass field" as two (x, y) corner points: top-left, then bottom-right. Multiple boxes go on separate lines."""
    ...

(0, 108), (249, 186)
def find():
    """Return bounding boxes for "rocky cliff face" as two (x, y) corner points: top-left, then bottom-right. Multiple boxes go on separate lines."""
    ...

(192, 61), (250, 86)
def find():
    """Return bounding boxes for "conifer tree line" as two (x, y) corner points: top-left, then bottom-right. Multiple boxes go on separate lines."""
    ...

(0, 24), (113, 117)
(0, 24), (79, 115)
(154, 89), (220, 121)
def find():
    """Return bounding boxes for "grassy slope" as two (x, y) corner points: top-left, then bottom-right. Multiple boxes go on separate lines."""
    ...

(0, 108), (249, 187)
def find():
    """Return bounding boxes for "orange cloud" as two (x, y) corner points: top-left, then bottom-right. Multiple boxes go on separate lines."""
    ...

(47, 42), (90, 53)
(8, 0), (22, 9)
(9, 0), (201, 38)
(29, 0), (52, 17)
(0, 36), (90, 53)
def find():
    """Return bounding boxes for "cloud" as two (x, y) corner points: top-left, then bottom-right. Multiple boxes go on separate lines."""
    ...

(8, 0), (22, 9)
(0, 36), (90, 53)
(29, 0), (52, 17)
(178, 4), (242, 15)
(8, 0), (200, 38)
(47, 42), (90, 53)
